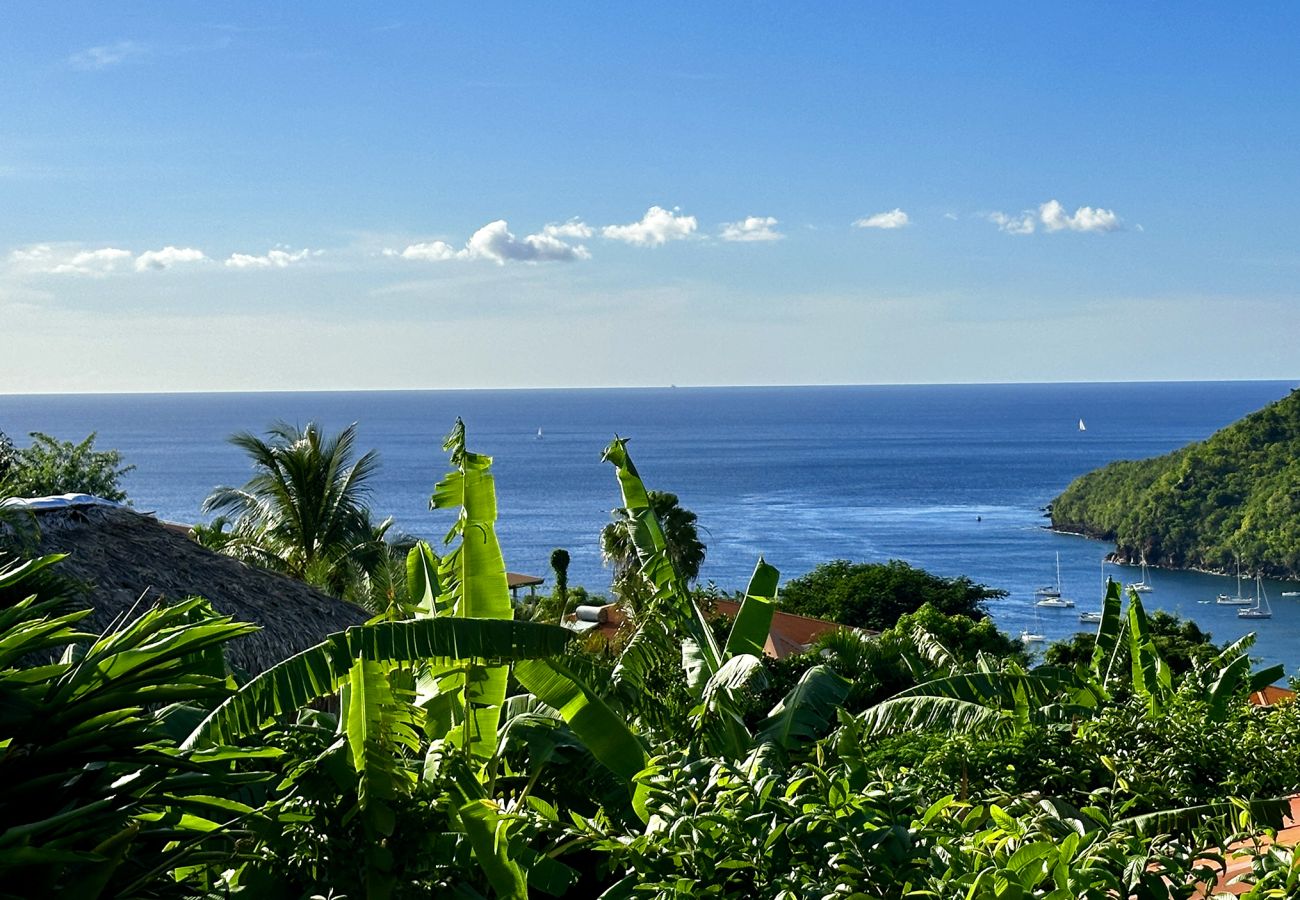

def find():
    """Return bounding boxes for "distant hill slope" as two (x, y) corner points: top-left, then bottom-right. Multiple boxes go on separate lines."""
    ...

(1051, 388), (1300, 578)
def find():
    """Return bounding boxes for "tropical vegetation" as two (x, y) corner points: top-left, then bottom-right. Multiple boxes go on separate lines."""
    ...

(1052, 387), (1300, 577)
(777, 557), (1007, 630)
(0, 429), (134, 501)
(601, 488), (705, 599)
(196, 421), (405, 608)
(1, 420), (1297, 898)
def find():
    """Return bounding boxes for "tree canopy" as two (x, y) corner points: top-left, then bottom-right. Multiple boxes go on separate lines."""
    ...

(1052, 388), (1300, 577)
(777, 559), (1006, 630)
(0, 430), (133, 501)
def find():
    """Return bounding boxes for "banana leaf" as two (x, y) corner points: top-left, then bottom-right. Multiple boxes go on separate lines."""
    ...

(1091, 578), (1124, 687)
(602, 436), (722, 692)
(185, 617), (571, 747)
(723, 558), (778, 660)
(429, 420), (515, 765)
(754, 664), (849, 751)
(514, 658), (648, 784)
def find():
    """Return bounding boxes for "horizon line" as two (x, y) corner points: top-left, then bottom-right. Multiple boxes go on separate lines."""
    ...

(3, 377), (1297, 398)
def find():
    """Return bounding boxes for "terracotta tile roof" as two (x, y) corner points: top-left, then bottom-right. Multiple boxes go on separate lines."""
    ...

(1199, 796), (1300, 896)
(713, 599), (857, 659)
(1249, 684), (1295, 707)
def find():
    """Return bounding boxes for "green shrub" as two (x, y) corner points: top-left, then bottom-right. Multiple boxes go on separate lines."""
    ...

(1, 430), (133, 501)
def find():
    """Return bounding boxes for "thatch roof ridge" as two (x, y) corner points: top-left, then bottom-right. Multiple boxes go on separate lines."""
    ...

(21, 504), (368, 674)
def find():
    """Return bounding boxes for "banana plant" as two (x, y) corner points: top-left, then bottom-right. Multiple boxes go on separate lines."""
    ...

(601, 436), (724, 696)
(186, 420), (575, 899)
(513, 441), (848, 802)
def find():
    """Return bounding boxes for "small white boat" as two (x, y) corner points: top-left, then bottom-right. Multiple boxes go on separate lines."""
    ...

(1020, 629), (1046, 644)
(1078, 418), (1087, 432)
(536, 428), (543, 440)
(1238, 576), (1273, 620)
(1078, 611), (1103, 624)
(1282, 591), (1300, 597)
(1037, 596), (1075, 608)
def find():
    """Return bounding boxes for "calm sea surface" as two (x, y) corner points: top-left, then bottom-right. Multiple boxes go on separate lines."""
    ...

(3, 382), (1298, 676)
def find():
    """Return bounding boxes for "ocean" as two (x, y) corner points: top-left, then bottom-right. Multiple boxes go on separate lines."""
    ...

(3, 381), (1298, 676)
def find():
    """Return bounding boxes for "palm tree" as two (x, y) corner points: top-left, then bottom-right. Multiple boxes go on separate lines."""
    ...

(550, 547), (571, 623)
(601, 490), (706, 593)
(202, 421), (384, 597)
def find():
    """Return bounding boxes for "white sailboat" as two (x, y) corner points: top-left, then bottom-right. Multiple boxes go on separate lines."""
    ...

(1078, 418), (1087, 432)
(1238, 575), (1273, 620)
(536, 427), (544, 440)
(1127, 560), (1154, 593)
(1036, 552), (1075, 608)
(1080, 563), (1106, 623)
(1215, 557), (1253, 606)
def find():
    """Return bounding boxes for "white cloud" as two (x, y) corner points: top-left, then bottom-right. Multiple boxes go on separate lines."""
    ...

(990, 200), (1122, 235)
(541, 219), (594, 239)
(134, 246), (207, 271)
(9, 244), (133, 276)
(853, 209), (910, 230)
(602, 206), (697, 246)
(385, 241), (457, 262)
(461, 220), (591, 264)
(989, 211), (1038, 235)
(386, 220), (591, 265)
(1038, 199), (1121, 233)
(69, 41), (146, 70)
(943, 212), (959, 221)
(720, 216), (783, 242)
(225, 247), (320, 269)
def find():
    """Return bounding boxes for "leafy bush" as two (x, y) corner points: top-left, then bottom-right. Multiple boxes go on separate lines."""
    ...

(778, 559), (1007, 630)
(0, 431), (133, 501)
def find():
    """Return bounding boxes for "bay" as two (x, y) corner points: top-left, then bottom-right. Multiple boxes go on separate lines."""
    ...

(3, 381), (1298, 675)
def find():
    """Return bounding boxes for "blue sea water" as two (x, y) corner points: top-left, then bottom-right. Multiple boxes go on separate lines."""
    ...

(3, 381), (1299, 676)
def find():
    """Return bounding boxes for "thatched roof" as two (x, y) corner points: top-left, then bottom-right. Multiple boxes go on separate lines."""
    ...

(13, 502), (368, 674)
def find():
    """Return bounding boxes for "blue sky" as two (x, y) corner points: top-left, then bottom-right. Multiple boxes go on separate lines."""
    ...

(3, 4), (1298, 392)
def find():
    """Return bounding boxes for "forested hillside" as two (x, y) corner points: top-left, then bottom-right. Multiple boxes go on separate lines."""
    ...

(1052, 388), (1300, 577)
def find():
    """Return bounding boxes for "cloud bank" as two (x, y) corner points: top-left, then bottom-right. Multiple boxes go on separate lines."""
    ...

(10, 245), (132, 276)
(135, 246), (206, 271)
(225, 247), (319, 269)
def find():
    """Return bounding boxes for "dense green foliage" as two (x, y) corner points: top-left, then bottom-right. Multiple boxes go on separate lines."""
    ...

(0, 430), (133, 501)
(1052, 388), (1300, 576)
(1044, 609), (1221, 676)
(749, 603), (1028, 720)
(778, 558), (1007, 630)
(2, 427), (1297, 899)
